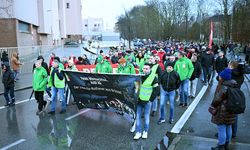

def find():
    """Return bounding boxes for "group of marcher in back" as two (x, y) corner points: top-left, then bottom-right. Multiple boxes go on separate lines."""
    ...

(0, 40), (249, 149)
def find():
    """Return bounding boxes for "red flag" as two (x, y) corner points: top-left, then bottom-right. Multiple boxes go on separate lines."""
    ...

(208, 21), (213, 49)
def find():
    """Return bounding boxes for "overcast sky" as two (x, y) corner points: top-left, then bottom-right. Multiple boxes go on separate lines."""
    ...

(81, 0), (145, 29)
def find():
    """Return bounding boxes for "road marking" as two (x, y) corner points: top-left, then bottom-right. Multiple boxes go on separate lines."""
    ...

(171, 85), (209, 133)
(0, 94), (48, 110)
(65, 109), (90, 120)
(0, 139), (26, 150)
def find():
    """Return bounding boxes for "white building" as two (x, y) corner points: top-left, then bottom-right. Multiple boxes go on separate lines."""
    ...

(65, 0), (83, 42)
(83, 18), (104, 32)
(0, 0), (82, 47)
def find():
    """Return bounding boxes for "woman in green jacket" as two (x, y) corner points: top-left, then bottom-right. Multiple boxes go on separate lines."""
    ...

(33, 60), (48, 115)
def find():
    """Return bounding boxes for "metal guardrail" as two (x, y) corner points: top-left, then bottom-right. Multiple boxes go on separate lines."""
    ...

(0, 45), (62, 75)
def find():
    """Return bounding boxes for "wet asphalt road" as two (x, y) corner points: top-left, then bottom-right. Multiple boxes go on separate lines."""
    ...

(0, 80), (204, 150)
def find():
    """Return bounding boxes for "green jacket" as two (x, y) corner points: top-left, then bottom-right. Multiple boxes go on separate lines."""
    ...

(95, 60), (112, 73)
(174, 57), (194, 81)
(117, 63), (136, 74)
(48, 67), (65, 88)
(33, 67), (48, 91)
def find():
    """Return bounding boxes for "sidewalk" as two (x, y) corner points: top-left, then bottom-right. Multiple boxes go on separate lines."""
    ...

(0, 73), (33, 95)
(168, 135), (250, 150)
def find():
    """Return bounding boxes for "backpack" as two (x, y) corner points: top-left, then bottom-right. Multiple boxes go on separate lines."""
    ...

(225, 87), (246, 114)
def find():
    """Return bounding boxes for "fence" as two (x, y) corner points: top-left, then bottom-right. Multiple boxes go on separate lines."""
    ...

(0, 45), (62, 76)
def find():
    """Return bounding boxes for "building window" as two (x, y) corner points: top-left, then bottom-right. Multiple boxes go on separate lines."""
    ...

(18, 21), (30, 33)
(66, 3), (70, 8)
(85, 24), (88, 27)
(94, 24), (97, 27)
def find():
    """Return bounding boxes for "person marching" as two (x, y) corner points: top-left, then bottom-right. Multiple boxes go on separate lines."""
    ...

(133, 63), (159, 140)
(2, 62), (15, 107)
(117, 57), (136, 74)
(95, 55), (112, 73)
(158, 61), (180, 124)
(48, 59), (66, 114)
(33, 60), (48, 115)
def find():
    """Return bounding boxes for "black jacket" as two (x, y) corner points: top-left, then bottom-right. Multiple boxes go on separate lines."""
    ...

(201, 52), (214, 68)
(2, 63), (14, 87)
(190, 61), (202, 81)
(160, 70), (180, 92)
(231, 68), (244, 88)
(215, 56), (228, 73)
(111, 56), (119, 64)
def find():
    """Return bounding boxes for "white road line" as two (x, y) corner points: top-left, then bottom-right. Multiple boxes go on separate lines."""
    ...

(65, 109), (90, 120)
(0, 94), (48, 110)
(171, 85), (209, 133)
(0, 139), (26, 150)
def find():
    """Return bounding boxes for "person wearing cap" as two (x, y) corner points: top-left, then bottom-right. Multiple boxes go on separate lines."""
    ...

(117, 57), (135, 74)
(33, 60), (48, 115)
(211, 68), (237, 150)
(133, 63), (159, 140)
(2, 62), (15, 107)
(174, 51), (194, 107)
(47, 59), (66, 114)
(158, 61), (180, 124)
(95, 55), (112, 73)
(136, 52), (145, 74)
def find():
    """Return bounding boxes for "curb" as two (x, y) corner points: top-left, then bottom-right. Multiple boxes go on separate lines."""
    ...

(0, 85), (32, 95)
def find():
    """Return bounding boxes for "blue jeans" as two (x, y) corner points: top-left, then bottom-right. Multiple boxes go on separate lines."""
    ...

(217, 124), (232, 145)
(179, 79), (189, 104)
(151, 97), (158, 112)
(159, 86), (175, 120)
(51, 87), (66, 111)
(13, 69), (20, 80)
(135, 102), (152, 133)
(4, 86), (15, 104)
(202, 66), (212, 83)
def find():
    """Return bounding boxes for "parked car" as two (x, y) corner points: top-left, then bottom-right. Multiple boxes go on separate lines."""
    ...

(64, 41), (79, 47)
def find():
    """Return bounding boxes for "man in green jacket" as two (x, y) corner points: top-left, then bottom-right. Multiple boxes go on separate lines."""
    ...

(174, 51), (194, 107)
(117, 58), (136, 74)
(33, 60), (48, 115)
(95, 55), (112, 73)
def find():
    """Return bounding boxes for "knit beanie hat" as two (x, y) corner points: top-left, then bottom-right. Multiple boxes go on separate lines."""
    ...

(219, 68), (232, 80)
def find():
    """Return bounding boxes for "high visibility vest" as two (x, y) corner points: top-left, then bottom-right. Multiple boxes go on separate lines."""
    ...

(151, 64), (159, 77)
(139, 71), (156, 101)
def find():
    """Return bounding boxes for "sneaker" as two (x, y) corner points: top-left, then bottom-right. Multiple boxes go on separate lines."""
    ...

(183, 103), (188, 107)
(142, 131), (148, 139)
(133, 132), (142, 140)
(169, 119), (174, 124)
(48, 111), (55, 115)
(178, 103), (184, 107)
(211, 145), (225, 150)
(9, 102), (15, 107)
(59, 109), (66, 114)
(157, 119), (166, 124)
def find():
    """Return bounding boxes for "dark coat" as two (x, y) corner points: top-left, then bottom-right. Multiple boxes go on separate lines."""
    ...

(215, 56), (228, 73)
(160, 70), (180, 92)
(231, 68), (244, 88)
(190, 61), (202, 81)
(2, 63), (15, 87)
(211, 80), (237, 125)
(201, 52), (214, 68)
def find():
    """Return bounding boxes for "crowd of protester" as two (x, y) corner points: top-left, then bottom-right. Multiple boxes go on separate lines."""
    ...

(1, 40), (250, 149)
